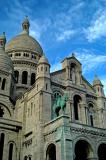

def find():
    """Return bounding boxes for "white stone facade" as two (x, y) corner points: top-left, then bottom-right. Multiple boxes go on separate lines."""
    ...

(0, 18), (106, 160)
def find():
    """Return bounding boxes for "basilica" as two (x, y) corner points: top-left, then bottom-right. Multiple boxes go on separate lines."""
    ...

(0, 17), (106, 160)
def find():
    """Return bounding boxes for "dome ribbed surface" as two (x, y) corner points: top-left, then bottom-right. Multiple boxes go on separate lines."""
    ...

(6, 34), (43, 55)
(0, 48), (14, 73)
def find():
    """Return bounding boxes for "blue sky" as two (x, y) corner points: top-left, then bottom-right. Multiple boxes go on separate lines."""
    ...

(0, 0), (106, 92)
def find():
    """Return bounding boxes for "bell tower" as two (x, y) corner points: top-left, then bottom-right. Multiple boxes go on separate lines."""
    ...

(36, 54), (52, 122)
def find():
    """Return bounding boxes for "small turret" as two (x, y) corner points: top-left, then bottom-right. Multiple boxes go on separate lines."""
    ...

(36, 54), (50, 80)
(36, 54), (52, 122)
(36, 54), (51, 92)
(93, 75), (105, 97)
(22, 16), (30, 34)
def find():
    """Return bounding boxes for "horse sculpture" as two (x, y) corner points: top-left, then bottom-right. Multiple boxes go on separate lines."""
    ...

(53, 93), (68, 117)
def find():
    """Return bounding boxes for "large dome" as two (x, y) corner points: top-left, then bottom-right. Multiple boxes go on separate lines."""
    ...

(6, 34), (43, 55)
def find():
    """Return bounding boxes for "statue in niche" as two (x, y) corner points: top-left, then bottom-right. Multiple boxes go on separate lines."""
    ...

(70, 67), (76, 83)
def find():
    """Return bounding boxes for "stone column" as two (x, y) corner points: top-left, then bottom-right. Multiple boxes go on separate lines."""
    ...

(79, 102), (87, 124)
(19, 70), (22, 84)
(27, 70), (31, 86)
(65, 100), (72, 118)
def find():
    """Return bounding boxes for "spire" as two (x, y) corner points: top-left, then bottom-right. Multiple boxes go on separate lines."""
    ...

(93, 75), (102, 86)
(0, 32), (6, 50)
(72, 52), (75, 57)
(22, 16), (30, 34)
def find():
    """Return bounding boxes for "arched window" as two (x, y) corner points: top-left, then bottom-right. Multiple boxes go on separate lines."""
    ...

(14, 71), (19, 83)
(8, 143), (13, 160)
(74, 140), (93, 160)
(31, 73), (35, 85)
(46, 144), (56, 160)
(1, 79), (6, 90)
(0, 133), (5, 160)
(98, 143), (106, 160)
(73, 95), (82, 120)
(88, 103), (94, 127)
(22, 71), (28, 84)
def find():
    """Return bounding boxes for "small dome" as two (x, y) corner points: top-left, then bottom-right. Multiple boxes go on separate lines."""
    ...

(0, 48), (14, 73)
(0, 34), (13, 73)
(6, 34), (43, 55)
(93, 75), (103, 86)
(38, 54), (49, 64)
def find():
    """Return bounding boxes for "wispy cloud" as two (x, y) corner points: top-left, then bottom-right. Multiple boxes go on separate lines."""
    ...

(30, 19), (51, 41)
(74, 49), (106, 73)
(56, 30), (76, 42)
(50, 48), (106, 75)
(54, 1), (84, 42)
(85, 10), (106, 42)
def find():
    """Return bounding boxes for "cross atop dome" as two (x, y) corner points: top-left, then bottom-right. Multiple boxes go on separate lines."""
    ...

(22, 16), (30, 35)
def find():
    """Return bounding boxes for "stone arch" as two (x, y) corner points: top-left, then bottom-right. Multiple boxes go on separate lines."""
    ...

(44, 141), (57, 160)
(8, 141), (17, 160)
(71, 92), (84, 101)
(0, 103), (11, 118)
(46, 143), (56, 160)
(74, 138), (94, 160)
(96, 141), (106, 160)
(98, 143), (106, 160)
(8, 143), (13, 160)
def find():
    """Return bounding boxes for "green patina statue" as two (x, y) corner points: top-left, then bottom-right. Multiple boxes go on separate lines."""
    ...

(53, 93), (68, 117)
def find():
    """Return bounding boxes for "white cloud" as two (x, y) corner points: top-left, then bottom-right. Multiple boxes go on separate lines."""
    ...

(74, 49), (106, 73)
(56, 30), (76, 42)
(50, 62), (61, 73)
(53, 1), (84, 42)
(85, 10), (106, 42)
(50, 49), (106, 74)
